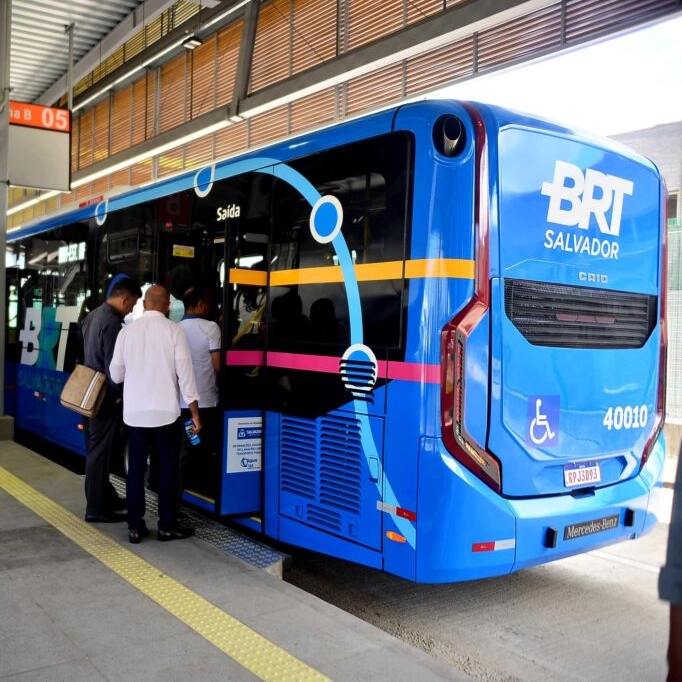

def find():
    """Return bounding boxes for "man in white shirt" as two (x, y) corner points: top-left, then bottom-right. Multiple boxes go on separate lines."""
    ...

(179, 287), (221, 498)
(110, 285), (201, 544)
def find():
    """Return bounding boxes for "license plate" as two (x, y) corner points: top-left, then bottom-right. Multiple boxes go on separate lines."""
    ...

(564, 461), (601, 487)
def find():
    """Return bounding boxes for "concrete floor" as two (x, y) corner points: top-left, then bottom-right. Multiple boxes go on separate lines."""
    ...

(0, 441), (471, 682)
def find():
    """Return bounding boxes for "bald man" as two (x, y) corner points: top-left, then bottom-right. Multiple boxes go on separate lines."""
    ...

(110, 285), (202, 543)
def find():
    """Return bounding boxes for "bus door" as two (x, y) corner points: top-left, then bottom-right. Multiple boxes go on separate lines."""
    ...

(154, 191), (228, 507)
(215, 171), (273, 516)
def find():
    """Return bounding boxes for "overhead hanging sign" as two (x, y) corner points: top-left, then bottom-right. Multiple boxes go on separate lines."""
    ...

(8, 101), (71, 192)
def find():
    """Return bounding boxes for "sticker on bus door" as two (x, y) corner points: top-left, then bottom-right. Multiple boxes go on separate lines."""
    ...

(227, 416), (262, 473)
(222, 413), (262, 515)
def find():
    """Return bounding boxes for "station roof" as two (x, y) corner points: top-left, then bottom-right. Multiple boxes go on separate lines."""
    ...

(10, 0), (148, 104)
(8, 0), (680, 113)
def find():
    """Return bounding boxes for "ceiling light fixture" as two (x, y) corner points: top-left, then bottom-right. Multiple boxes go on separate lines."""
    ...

(182, 36), (202, 50)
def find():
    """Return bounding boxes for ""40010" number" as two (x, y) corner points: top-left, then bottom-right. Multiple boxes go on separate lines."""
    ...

(602, 405), (648, 430)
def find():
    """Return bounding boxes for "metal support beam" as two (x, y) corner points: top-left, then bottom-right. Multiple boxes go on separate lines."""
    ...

(66, 23), (74, 110)
(0, 0), (10, 418)
(230, 0), (259, 120)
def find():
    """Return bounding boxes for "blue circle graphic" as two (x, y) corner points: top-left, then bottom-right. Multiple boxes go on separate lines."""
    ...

(94, 200), (108, 225)
(316, 202), (337, 237)
(194, 165), (215, 198)
(310, 195), (342, 244)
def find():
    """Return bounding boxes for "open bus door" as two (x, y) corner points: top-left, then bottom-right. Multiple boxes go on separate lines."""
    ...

(154, 195), (228, 510)
(221, 230), (268, 516)
(219, 172), (273, 517)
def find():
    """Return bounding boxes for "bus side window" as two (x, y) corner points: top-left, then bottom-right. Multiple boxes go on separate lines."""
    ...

(278, 132), (411, 350)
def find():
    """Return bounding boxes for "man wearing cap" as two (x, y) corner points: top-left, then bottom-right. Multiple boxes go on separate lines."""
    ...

(81, 276), (141, 523)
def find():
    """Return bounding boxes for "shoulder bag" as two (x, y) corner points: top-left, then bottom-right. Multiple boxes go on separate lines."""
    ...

(60, 364), (108, 418)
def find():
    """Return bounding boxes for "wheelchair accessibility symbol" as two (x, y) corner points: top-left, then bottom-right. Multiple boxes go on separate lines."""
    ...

(527, 396), (559, 446)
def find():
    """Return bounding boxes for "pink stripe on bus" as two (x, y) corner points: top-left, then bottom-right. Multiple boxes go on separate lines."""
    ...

(225, 350), (264, 366)
(384, 361), (440, 384)
(269, 352), (340, 373)
(225, 350), (440, 384)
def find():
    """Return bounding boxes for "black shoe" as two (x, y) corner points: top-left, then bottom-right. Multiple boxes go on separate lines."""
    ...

(157, 526), (195, 542)
(129, 527), (150, 544)
(85, 512), (126, 523)
(111, 497), (127, 511)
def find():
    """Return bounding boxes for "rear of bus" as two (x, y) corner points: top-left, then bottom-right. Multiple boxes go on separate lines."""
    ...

(427, 102), (666, 582)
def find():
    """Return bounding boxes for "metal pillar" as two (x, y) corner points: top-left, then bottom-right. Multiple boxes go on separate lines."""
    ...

(0, 0), (11, 420)
(66, 23), (74, 110)
(0, 0), (12, 415)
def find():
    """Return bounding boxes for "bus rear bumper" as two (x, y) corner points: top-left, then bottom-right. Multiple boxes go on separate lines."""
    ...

(510, 434), (665, 573)
(415, 435), (665, 583)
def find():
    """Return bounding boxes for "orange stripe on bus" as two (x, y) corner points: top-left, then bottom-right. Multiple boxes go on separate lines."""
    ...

(405, 258), (475, 279)
(272, 266), (344, 285)
(229, 259), (474, 286)
(230, 269), (268, 286)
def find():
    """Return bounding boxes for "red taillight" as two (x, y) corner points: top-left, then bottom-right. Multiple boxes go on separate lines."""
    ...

(439, 104), (501, 492)
(641, 184), (668, 468)
(441, 307), (501, 493)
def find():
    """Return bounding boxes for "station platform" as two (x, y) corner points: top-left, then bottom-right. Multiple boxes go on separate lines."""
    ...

(0, 440), (471, 682)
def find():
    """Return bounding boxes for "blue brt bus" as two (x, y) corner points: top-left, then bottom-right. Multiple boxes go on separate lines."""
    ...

(5, 99), (667, 582)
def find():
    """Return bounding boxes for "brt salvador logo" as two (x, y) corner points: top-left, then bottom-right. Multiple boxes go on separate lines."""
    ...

(540, 160), (634, 260)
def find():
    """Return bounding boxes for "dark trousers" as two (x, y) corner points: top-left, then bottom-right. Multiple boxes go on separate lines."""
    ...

(126, 419), (181, 532)
(179, 406), (220, 495)
(84, 411), (123, 516)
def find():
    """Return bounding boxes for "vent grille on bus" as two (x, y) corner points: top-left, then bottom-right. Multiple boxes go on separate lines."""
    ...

(320, 418), (363, 514)
(280, 413), (363, 518)
(504, 279), (657, 349)
(281, 417), (317, 499)
(339, 357), (376, 402)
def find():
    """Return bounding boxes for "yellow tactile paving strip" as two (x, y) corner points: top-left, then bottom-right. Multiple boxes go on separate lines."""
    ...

(0, 466), (329, 682)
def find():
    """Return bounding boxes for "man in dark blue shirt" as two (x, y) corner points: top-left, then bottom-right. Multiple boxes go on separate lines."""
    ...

(81, 277), (141, 522)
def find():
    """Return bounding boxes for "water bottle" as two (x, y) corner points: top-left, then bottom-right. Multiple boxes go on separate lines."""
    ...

(184, 419), (200, 446)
